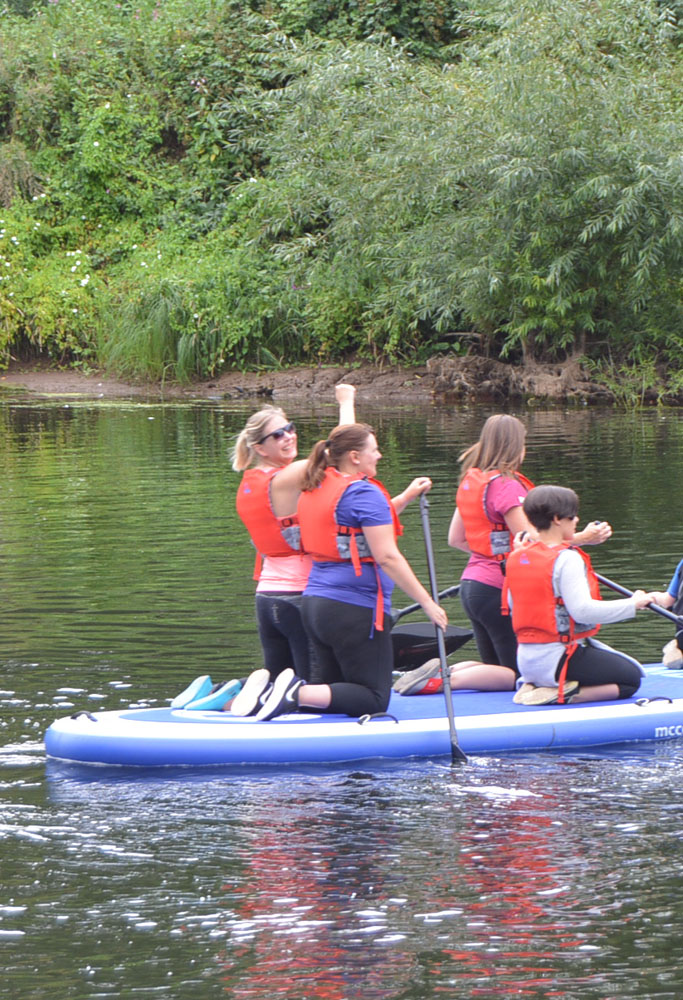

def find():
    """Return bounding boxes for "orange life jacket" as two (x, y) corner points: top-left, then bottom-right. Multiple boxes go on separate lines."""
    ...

(297, 467), (403, 630)
(456, 468), (534, 559)
(503, 541), (601, 702)
(236, 467), (301, 580)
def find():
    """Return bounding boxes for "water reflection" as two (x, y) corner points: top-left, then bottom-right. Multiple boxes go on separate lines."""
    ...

(26, 753), (683, 998)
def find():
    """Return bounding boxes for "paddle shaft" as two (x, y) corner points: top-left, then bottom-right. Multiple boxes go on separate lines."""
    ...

(419, 494), (467, 765)
(392, 584), (460, 623)
(596, 573), (683, 629)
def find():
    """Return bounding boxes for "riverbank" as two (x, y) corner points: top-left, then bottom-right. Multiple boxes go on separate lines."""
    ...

(0, 355), (641, 405)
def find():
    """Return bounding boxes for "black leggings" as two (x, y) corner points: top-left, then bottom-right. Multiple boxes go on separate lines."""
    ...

(301, 596), (393, 717)
(559, 642), (642, 699)
(459, 579), (519, 673)
(255, 592), (313, 682)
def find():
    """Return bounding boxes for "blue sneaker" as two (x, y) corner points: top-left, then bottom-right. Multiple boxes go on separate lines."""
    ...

(184, 679), (243, 711)
(255, 669), (304, 721)
(170, 674), (212, 709)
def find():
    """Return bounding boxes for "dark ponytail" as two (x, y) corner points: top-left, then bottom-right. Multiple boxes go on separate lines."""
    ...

(301, 423), (374, 491)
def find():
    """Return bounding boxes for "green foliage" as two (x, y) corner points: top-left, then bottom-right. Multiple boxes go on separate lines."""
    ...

(260, 0), (469, 57)
(583, 356), (669, 407)
(0, 0), (681, 378)
(227, 0), (683, 364)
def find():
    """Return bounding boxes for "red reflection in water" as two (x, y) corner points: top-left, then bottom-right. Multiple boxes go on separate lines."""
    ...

(206, 774), (606, 997)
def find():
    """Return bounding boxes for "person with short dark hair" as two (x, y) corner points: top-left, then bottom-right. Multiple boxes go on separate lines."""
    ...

(503, 485), (655, 706)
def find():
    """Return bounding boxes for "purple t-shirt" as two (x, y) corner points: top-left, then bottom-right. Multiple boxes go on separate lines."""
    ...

(304, 479), (395, 611)
(461, 474), (529, 590)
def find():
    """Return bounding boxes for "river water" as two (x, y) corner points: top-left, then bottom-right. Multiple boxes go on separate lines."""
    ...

(2, 390), (683, 998)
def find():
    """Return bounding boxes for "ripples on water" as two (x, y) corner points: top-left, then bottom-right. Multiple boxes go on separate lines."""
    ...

(2, 752), (683, 999)
(2, 395), (683, 998)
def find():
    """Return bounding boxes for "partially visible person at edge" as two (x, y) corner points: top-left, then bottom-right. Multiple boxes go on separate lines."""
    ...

(648, 558), (683, 668)
(238, 422), (448, 721)
(442, 414), (611, 693)
(230, 384), (356, 686)
(502, 484), (654, 706)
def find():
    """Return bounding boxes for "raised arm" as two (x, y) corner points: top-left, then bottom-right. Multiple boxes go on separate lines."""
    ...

(335, 383), (356, 426)
(270, 384), (356, 515)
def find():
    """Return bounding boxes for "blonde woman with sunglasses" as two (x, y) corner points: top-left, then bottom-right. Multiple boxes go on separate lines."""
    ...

(230, 385), (356, 691)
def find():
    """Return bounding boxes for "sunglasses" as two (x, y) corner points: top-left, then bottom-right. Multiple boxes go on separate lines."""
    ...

(257, 421), (296, 445)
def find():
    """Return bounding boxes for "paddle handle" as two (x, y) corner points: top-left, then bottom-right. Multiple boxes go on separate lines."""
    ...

(595, 573), (683, 628)
(419, 494), (467, 764)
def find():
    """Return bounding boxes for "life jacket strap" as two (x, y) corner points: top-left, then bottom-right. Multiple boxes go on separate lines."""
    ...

(556, 641), (579, 703)
(253, 551), (263, 582)
(348, 530), (363, 577)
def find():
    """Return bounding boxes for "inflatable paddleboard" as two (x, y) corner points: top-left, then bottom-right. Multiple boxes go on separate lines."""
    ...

(43, 665), (683, 767)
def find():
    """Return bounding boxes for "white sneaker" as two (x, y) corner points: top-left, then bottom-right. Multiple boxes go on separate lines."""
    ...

(229, 669), (271, 716)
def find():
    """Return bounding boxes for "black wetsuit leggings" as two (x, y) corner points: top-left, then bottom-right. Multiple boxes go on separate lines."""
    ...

(255, 592), (313, 682)
(559, 642), (642, 699)
(301, 596), (393, 717)
(459, 579), (519, 673)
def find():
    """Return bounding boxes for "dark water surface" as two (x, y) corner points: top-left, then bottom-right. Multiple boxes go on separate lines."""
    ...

(2, 392), (683, 998)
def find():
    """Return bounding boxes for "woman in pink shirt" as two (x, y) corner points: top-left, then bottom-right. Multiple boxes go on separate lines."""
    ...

(446, 415), (611, 691)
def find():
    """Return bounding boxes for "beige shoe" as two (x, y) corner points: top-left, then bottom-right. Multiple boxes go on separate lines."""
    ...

(513, 682), (537, 704)
(513, 680), (580, 706)
(393, 658), (443, 695)
(662, 639), (683, 670)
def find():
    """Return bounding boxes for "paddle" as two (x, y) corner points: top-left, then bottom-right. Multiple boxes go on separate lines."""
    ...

(419, 493), (468, 765)
(596, 573), (683, 629)
(392, 584), (461, 624)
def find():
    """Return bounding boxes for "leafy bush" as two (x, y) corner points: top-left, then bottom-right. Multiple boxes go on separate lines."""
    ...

(226, 0), (683, 364)
(0, 0), (681, 377)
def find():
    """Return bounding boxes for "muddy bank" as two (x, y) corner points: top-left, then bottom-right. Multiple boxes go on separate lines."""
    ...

(0, 355), (637, 406)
